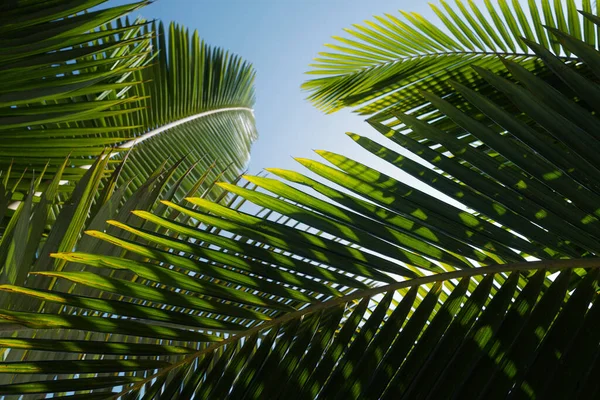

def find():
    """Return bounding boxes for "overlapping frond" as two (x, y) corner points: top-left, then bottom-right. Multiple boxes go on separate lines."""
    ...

(113, 259), (600, 400)
(115, 20), (257, 202)
(303, 0), (597, 120)
(0, 150), (245, 303)
(0, 0), (258, 299)
(0, 221), (597, 397)
(0, 0), (153, 187)
(1, 6), (598, 397)
(1, 1), (600, 398)
(0, 0), (257, 216)
(0, 157), (265, 395)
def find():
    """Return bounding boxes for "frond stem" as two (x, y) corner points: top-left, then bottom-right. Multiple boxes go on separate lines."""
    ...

(308, 50), (578, 79)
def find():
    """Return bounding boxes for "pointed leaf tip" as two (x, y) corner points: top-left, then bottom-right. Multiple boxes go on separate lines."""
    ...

(49, 252), (73, 260)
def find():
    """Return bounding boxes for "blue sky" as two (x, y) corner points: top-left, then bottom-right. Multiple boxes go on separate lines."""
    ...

(118, 0), (484, 207)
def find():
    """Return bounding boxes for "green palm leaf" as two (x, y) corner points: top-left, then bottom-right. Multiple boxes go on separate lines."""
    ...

(0, 0), (258, 301)
(115, 20), (257, 202)
(303, 0), (596, 120)
(0, 160), (265, 394)
(0, 250), (596, 396)
(1, 0), (257, 207)
(1, 1), (600, 398)
(0, 1), (153, 184)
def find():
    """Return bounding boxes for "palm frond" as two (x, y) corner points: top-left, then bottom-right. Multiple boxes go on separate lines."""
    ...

(0, 157), (265, 395)
(117, 258), (598, 400)
(2, 1), (600, 398)
(0, 1), (153, 185)
(0, 0), (257, 205)
(115, 20), (257, 203)
(0, 0), (258, 299)
(303, 0), (597, 120)
(1, 7), (598, 397)
(0, 243), (597, 397)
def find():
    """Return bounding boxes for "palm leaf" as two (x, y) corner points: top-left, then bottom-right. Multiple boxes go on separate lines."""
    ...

(0, 1), (153, 185)
(0, 160), (265, 395)
(303, 0), (596, 120)
(2, 1), (600, 398)
(0, 249), (597, 396)
(0, 0), (258, 301)
(1, 0), (257, 210)
(115, 20), (257, 203)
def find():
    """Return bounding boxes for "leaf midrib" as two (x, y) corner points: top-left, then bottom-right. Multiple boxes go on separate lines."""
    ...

(115, 106), (255, 152)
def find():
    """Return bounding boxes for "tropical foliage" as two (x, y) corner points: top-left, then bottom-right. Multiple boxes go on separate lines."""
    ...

(0, 0), (257, 309)
(303, 0), (598, 120)
(0, 0), (599, 399)
(0, 0), (256, 196)
(116, 20), (257, 201)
